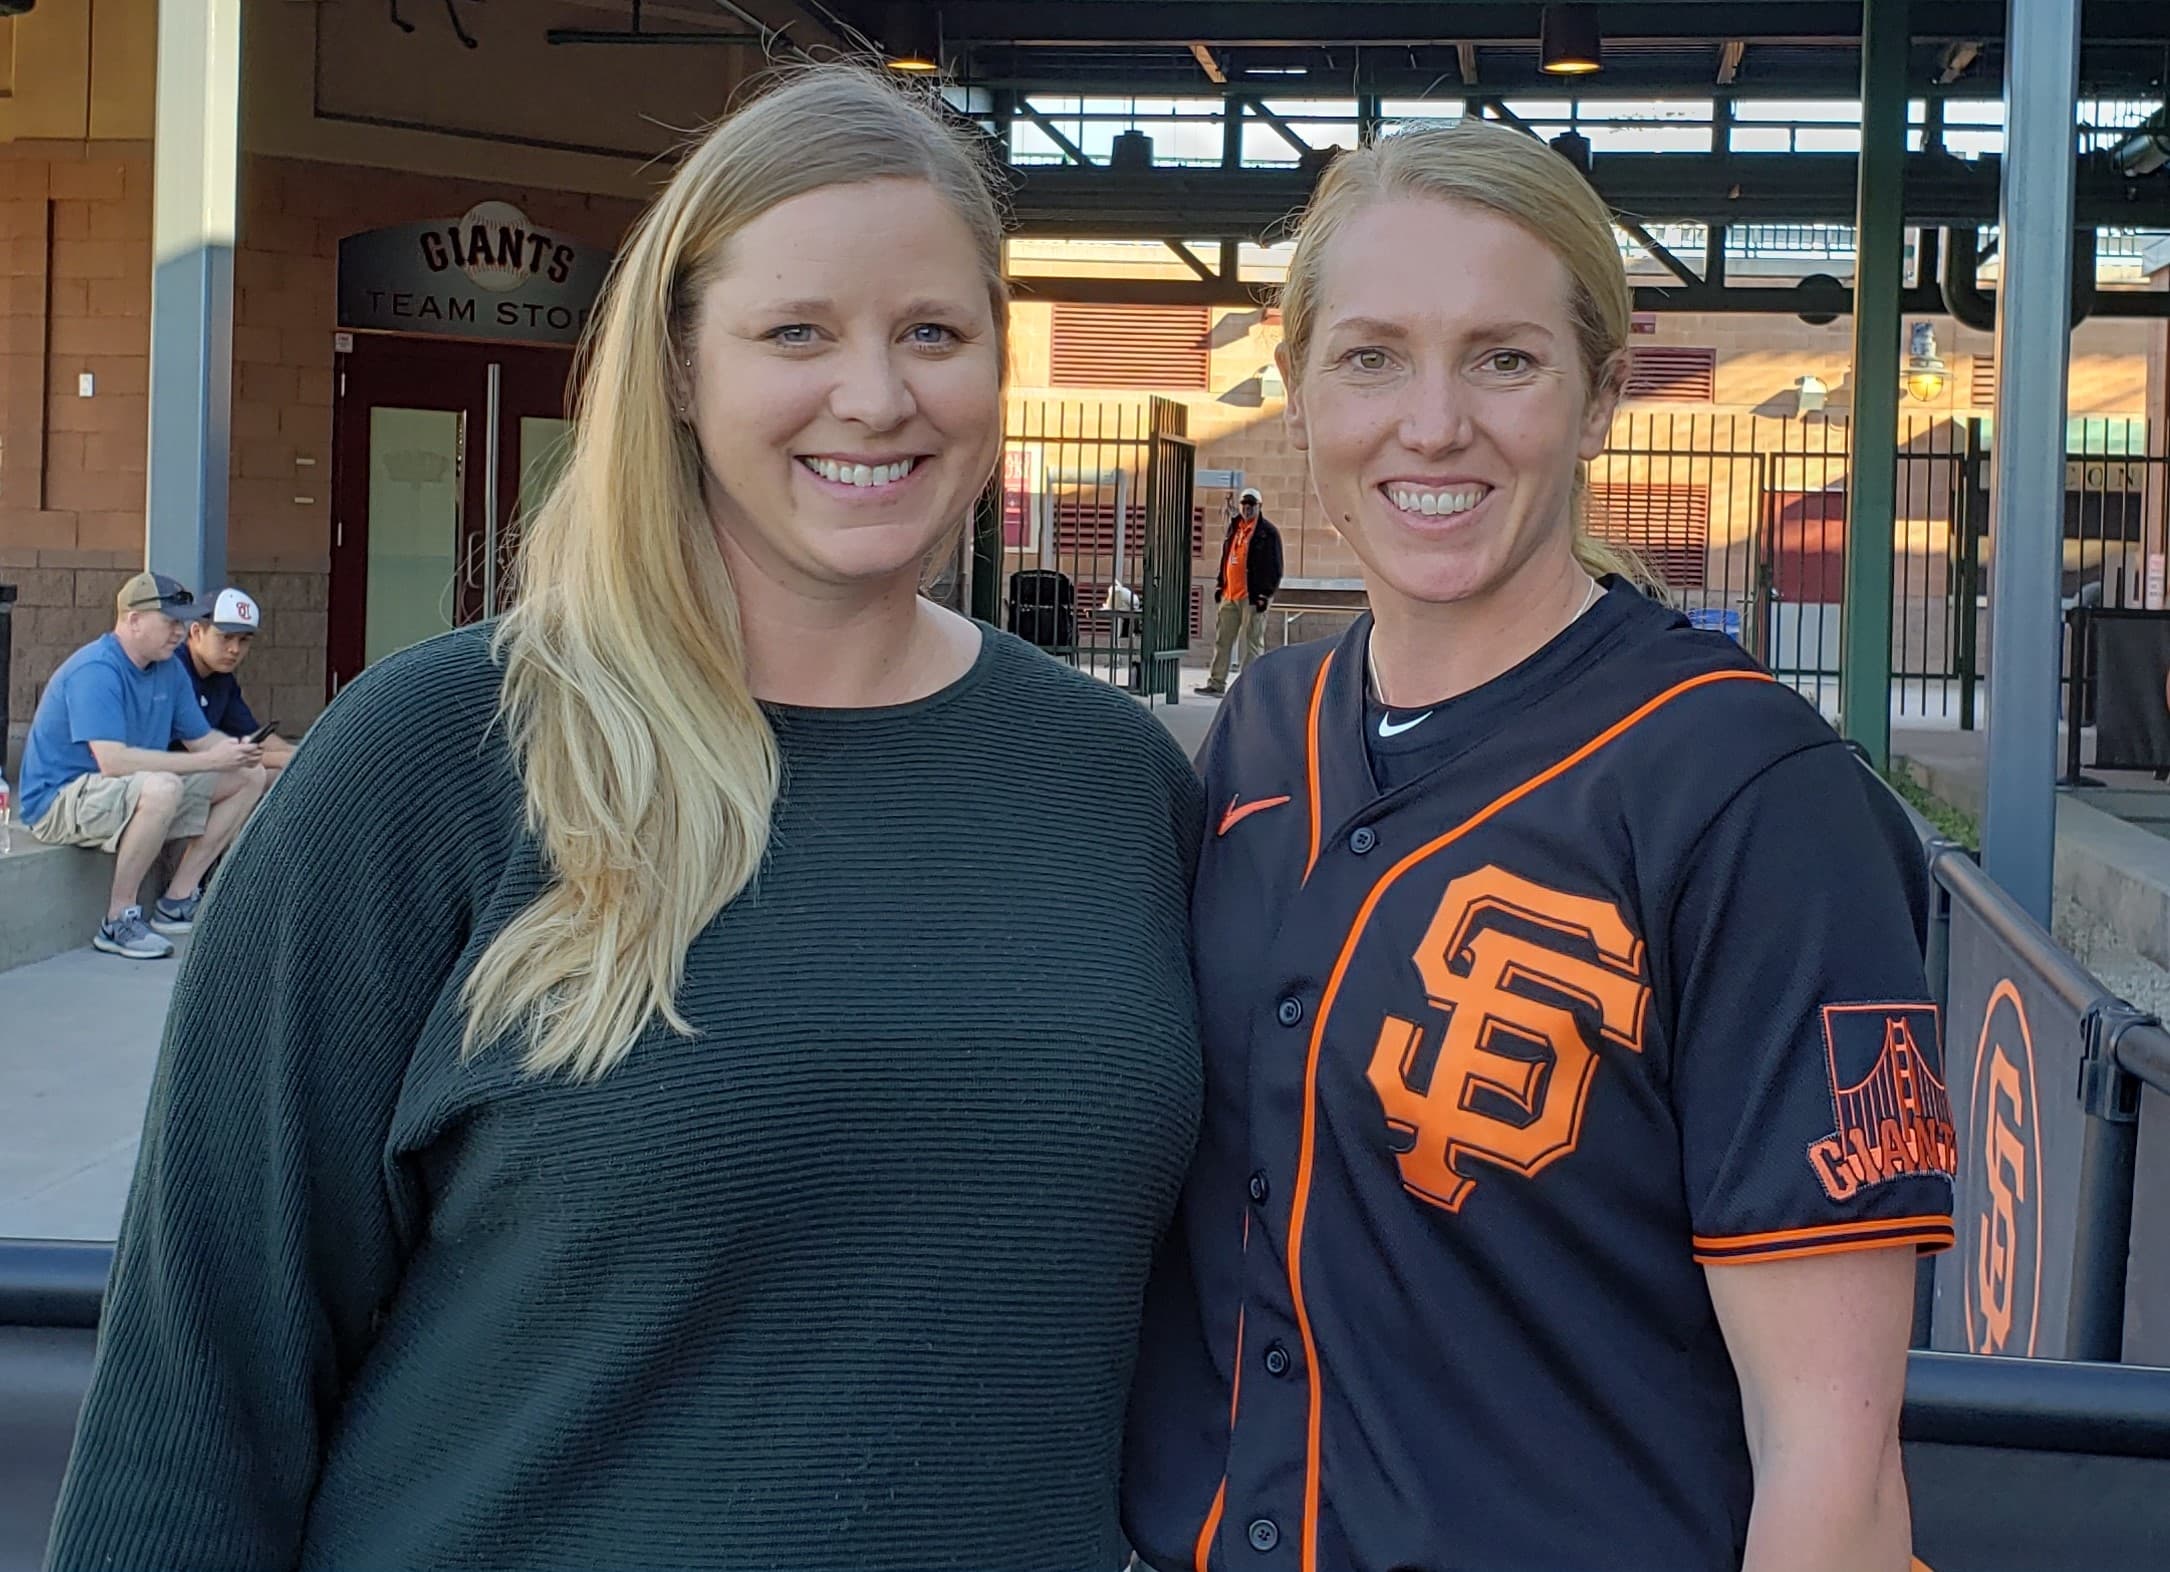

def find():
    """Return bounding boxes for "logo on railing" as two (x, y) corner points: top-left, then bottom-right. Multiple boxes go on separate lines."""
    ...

(1965, 980), (2044, 1358)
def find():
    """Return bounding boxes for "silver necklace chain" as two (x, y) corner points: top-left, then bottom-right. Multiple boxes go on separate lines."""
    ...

(1367, 573), (1602, 706)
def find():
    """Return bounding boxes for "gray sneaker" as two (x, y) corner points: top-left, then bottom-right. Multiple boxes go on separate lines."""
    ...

(93, 906), (175, 960)
(150, 889), (203, 935)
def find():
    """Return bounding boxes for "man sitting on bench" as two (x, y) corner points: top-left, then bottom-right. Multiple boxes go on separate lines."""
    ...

(16, 573), (267, 960)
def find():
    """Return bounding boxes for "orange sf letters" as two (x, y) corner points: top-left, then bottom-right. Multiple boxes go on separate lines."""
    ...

(1368, 868), (1650, 1212)
(1976, 1046), (2028, 1355)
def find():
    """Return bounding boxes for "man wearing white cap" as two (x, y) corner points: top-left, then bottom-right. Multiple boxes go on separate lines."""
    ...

(185, 587), (297, 779)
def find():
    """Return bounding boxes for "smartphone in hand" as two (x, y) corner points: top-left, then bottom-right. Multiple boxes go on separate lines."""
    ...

(246, 720), (278, 743)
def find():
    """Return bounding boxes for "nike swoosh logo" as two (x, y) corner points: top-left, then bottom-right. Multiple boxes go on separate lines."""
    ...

(1377, 711), (1434, 738)
(1219, 793), (1292, 836)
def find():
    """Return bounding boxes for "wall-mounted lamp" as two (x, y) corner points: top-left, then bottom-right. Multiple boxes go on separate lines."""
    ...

(1540, 7), (1603, 77)
(1794, 374), (1829, 418)
(1903, 321), (1949, 402)
(882, 3), (939, 73)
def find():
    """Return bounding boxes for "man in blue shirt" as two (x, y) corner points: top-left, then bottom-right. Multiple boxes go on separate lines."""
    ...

(19, 572), (268, 960)
(183, 587), (297, 780)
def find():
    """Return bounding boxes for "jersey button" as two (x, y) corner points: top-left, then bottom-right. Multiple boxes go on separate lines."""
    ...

(1349, 826), (1377, 854)
(1263, 1342), (1292, 1377)
(1248, 1171), (1270, 1204)
(1275, 996), (1303, 1028)
(1247, 1519), (1280, 1553)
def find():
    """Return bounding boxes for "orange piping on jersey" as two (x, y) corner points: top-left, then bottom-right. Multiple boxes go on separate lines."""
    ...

(1302, 652), (1334, 883)
(1194, 1481), (1226, 1572)
(1282, 666), (1773, 1572)
(1694, 1228), (1956, 1267)
(1193, 1211), (1253, 1572)
(1694, 1215), (1956, 1265)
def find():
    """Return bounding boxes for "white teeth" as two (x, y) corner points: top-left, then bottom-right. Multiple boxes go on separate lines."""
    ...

(1389, 486), (1483, 516)
(806, 458), (916, 487)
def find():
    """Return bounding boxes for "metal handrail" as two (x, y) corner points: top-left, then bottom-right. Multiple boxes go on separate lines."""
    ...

(7, 1243), (2166, 1468)
(2118, 1019), (2170, 1096)
(1902, 1350), (2170, 1458)
(1926, 841), (2109, 1018)
(0, 1239), (109, 1331)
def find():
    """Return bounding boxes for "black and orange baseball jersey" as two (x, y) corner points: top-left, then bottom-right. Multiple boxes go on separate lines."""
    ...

(1123, 581), (1957, 1572)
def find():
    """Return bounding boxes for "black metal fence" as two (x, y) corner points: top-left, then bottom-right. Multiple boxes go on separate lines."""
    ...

(1588, 413), (2168, 730)
(1897, 808), (2170, 1368)
(985, 396), (1198, 701)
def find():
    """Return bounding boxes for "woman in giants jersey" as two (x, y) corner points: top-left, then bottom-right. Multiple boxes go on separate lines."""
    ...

(1124, 118), (1954, 1572)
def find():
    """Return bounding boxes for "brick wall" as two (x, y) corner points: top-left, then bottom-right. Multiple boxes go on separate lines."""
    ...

(2, 146), (641, 759)
(1, 145), (152, 765)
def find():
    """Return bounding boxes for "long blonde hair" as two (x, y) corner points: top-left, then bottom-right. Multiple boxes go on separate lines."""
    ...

(1277, 117), (1649, 586)
(464, 66), (1008, 1079)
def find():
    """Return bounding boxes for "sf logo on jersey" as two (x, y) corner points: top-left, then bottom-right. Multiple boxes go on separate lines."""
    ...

(1368, 867), (1651, 1213)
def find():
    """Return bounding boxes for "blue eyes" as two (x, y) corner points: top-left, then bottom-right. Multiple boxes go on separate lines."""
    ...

(762, 323), (961, 350)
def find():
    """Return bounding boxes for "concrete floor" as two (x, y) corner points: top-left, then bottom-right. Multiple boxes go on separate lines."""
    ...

(0, 938), (188, 1243)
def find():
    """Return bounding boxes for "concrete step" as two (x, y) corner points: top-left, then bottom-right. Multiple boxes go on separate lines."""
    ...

(0, 835), (178, 975)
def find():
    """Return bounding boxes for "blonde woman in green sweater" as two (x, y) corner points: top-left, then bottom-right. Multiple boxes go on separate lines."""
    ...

(49, 66), (1202, 1572)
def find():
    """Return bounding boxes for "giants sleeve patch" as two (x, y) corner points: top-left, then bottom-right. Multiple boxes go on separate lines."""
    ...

(1807, 1004), (1957, 1203)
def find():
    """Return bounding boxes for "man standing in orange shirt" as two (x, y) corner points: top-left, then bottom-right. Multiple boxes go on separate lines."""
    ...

(1197, 487), (1284, 696)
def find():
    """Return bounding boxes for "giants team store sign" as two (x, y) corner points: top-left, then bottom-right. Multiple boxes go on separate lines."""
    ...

(337, 201), (614, 346)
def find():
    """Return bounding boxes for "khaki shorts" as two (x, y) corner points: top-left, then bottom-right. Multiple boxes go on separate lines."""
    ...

(30, 770), (218, 853)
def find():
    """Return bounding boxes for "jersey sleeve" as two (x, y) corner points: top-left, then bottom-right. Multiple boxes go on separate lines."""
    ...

(1664, 742), (1957, 1267)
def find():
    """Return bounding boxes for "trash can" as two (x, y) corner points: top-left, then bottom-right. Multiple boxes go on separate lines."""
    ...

(1006, 569), (1077, 651)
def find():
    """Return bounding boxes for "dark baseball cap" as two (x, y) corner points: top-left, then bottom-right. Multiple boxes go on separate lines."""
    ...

(116, 571), (213, 622)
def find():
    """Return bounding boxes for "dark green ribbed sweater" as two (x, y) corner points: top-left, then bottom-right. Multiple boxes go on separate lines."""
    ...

(46, 623), (1204, 1572)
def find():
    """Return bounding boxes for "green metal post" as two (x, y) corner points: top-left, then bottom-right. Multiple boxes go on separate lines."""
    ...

(969, 484), (1002, 626)
(1840, 0), (1909, 768)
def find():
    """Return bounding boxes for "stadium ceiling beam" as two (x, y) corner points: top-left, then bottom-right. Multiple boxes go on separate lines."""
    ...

(931, 1), (2170, 48)
(1016, 102), (1096, 166)
(1004, 152), (2170, 234)
(1938, 41), (1982, 83)
(705, 0), (846, 56)
(958, 62), (2166, 102)
(1246, 97), (1316, 156)
(1003, 272), (2170, 318)
(1457, 42), (1479, 87)
(1164, 240), (1222, 282)
(1717, 40), (1747, 84)
(1616, 217), (1704, 288)
(1190, 43), (1227, 84)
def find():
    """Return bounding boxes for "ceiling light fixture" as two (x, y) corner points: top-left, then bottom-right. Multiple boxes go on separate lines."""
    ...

(883, 3), (939, 74)
(1540, 6), (1603, 77)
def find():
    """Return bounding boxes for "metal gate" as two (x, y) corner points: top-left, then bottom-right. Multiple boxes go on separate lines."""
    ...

(982, 395), (1198, 702)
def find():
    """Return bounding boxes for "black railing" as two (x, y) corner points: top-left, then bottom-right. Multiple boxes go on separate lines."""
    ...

(0, 1239), (106, 1332)
(1910, 821), (2170, 1366)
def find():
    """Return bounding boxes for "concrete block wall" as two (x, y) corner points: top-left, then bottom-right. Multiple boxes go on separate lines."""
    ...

(1, 144), (639, 763)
